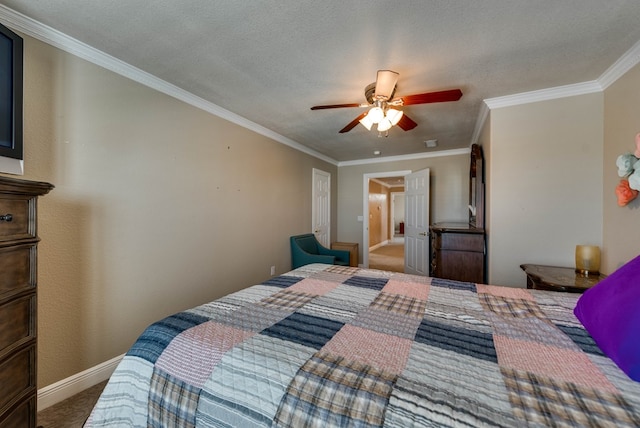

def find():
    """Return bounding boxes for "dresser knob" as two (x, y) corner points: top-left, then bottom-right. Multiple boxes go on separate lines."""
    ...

(0, 214), (12, 222)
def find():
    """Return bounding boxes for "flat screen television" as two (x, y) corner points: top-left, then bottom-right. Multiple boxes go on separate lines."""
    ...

(0, 22), (22, 160)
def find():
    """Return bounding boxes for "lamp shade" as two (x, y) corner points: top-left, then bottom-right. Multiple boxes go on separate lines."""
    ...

(575, 245), (601, 275)
(377, 117), (392, 132)
(368, 107), (384, 123)
(359, 113), (374, 131)
(386, 108), (403, 126)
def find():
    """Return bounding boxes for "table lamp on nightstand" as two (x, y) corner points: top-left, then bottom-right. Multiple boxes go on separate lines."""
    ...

(575, 245), (601, 276)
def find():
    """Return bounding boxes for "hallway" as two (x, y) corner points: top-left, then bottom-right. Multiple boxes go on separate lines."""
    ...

(368, 238), (404, 272)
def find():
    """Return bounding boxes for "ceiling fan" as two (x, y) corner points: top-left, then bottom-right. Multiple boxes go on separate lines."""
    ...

(311, 70), (462, 134)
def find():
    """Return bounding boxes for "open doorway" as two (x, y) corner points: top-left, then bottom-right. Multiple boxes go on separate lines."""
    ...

(362, 171), (410, 272)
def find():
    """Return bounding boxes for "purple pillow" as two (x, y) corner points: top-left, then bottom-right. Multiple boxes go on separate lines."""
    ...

(574, 254), (640, 381)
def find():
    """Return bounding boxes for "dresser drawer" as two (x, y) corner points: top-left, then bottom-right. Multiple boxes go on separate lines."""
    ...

(0, 395), (36, 428)
(434, 232), (484, 252)
(0, 245), (35, 298)
(0, 195), (34, 242)
(0, 345), (36, 418)
(0, 294), (35, 356)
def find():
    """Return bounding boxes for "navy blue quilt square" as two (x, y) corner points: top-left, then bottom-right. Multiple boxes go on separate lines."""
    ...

(262, 275), (304, 288)
(343, 276), (389, 291)
(126, 312), (209, 363)
(414, 318), (497, 363)
(431, 277), (477, 292)
(261, 312), (345, 349)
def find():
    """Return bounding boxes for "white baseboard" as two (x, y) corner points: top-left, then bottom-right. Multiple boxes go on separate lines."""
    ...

(369, 240), (389, 252)
(37, 353), (124, 411)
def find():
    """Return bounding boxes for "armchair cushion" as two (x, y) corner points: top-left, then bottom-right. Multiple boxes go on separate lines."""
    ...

(290, 234), (350, 269)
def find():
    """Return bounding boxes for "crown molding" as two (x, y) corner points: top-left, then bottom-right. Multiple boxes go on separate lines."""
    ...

(484, 80), (603, 110)
(0, 5), (338, 166)
(338, 148), (470, 167)
(598, 38), (640, 89)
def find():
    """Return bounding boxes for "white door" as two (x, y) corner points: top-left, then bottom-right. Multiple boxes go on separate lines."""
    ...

(312, 168), (331, 247)
(404, 168), (430, 275)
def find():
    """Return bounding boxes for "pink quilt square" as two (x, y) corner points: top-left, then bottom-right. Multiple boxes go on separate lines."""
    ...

(382, 279), (430, 300)
(321, 325), (413, 374)
(288, 278), (339, 296)
(493, 335), (617, 393)
(477, 284), (534, 301)
(155, 321), (254, 387)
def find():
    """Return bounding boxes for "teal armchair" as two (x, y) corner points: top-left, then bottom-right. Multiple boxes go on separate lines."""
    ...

(290, 234), (350, 269)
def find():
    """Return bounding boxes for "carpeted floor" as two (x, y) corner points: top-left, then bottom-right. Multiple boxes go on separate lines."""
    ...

(37, 380), (106, 427)
(369, 240), (404, 272)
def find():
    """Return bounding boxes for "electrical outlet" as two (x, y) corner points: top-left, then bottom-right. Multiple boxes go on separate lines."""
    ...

(270, 266), (276, 275)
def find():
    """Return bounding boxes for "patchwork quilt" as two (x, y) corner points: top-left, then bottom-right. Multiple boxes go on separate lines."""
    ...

(85, 264), (640, 427)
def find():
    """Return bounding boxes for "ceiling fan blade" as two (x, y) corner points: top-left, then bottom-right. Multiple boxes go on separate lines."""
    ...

(311, 103), (361, 110)
(400, 89), (463, 105)
(374, 70), (399, 100)
(339, 112), (367, 133)
(396, 114), (418, 131)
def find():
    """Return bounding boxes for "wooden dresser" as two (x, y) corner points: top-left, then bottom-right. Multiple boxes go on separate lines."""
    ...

(0, 176), (53, 428)
(430, 223), (486, 283)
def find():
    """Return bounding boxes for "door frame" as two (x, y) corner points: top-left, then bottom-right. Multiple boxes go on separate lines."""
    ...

(362, 170), (411, 267)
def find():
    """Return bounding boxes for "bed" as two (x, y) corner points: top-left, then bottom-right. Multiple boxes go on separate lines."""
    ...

(85, 263), (640, 427)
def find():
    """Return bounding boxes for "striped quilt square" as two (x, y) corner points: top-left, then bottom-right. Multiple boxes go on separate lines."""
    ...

(423, 301), (493, 334)
(126, 312), (210, 364)
(296, 298), (359, 324)
(154, 321), (255, 387)
(307, 270), (353, 284)
(216, 284), (283, 307)
(384, 342), (516, 427)
(323, 284), (380, 309)
(321, 324), (413, 374)
(369, 292), (427, 318)
(197, 335), (317, 427)
(414, 317), (498, 363)
(431, 277), (476, 291)
(343, 275), (389, 291)
(556, 323), (605, 356)
(261, 275), (304, 288)
(258, 289), (315, 310)
(493, 335), (616, 391)
(274, 351), (397, 428)
(381, 277), (431, 300)
(288, 277), (340, 296)
(489, 313), (578, 350)
(261, 312), (345, 350)
(214, 303), (289, 332)
(502, 366), (640, 427)
(148, 368), (201, 427)
(351, 307), (422, 340)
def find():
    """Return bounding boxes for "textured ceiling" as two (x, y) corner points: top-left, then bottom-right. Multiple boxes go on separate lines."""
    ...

(3, 1), (640, 162)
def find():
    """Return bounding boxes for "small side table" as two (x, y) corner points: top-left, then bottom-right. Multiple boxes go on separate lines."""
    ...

(520, 264), (606, 293)
(331, 242), (359, 267)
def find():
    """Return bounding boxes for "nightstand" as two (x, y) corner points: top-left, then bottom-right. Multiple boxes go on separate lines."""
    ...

(520, 264), (607, 293)
(331, 242), (358, 267)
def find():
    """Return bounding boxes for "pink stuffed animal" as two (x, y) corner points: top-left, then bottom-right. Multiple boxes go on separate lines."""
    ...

(635, 133), (640, 158)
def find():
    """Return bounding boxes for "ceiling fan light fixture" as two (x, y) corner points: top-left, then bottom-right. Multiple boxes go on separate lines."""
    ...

(377, 117), (393, 132)
(368, 106), (384, 124)
(359, 113), (374, 130)
(386, 108), (403, 126)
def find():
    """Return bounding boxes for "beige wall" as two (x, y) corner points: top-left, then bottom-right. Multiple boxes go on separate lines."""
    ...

(8, 35), (337, 388)
(487, 93), (604, 286)
(603, 63), (640, 271)
(337, 154), (469, 262)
